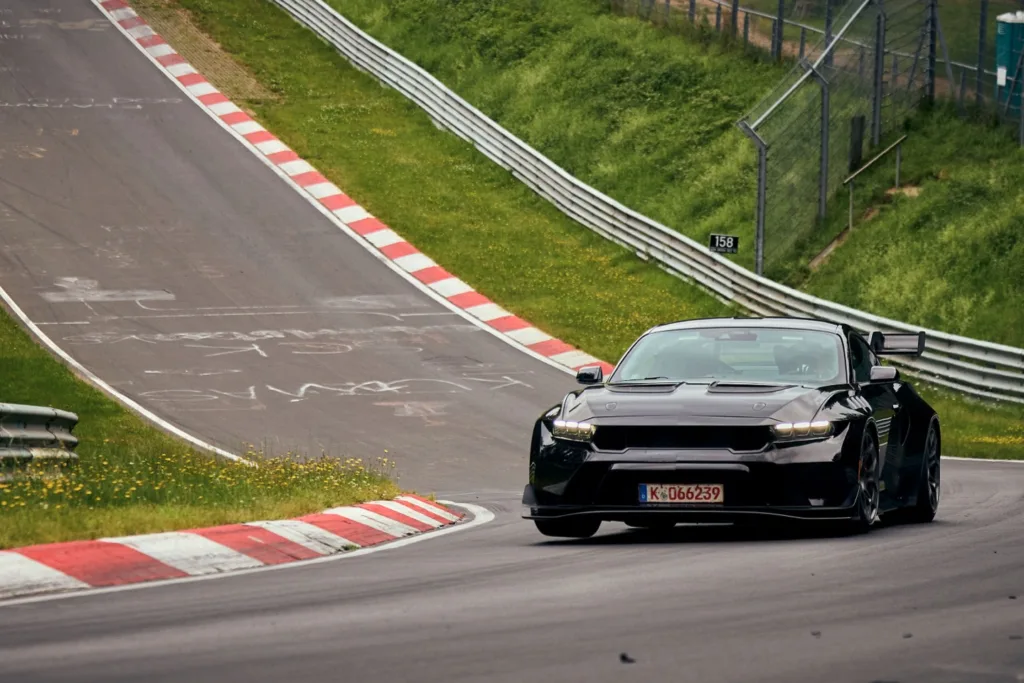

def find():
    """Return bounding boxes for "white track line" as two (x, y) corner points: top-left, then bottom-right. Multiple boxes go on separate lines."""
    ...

(0, 284), (249, 464)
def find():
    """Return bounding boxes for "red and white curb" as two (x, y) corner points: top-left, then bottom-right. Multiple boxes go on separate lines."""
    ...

(0, 495), (465, 601)
(93, 0), (614, 379)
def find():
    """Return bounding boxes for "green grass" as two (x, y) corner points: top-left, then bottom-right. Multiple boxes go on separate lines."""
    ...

(141, 0), (1023, 459)
(789, 107), (1024, 345)
(0, 307), (397, 549)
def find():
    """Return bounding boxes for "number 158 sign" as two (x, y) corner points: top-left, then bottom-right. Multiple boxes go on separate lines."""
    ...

(709, 234), (739, 254)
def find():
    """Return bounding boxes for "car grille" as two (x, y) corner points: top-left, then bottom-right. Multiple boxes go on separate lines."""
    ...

(592, 425), (771, 452)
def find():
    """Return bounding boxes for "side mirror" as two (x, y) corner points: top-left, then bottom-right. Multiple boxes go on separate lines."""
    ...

(869, 330), (925, 356)
(575, 365), (603, 385)
(869, 365), (899, 383)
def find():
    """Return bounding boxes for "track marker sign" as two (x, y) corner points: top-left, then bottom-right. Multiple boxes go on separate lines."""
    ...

(708, 234), (739, 254)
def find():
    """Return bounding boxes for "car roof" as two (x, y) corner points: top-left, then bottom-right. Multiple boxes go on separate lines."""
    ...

(648, 316), (845, 335)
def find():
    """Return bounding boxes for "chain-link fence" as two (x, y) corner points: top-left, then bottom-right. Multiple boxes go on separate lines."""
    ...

(740, 0), (933, 276)
(613, 0), (1024, 278)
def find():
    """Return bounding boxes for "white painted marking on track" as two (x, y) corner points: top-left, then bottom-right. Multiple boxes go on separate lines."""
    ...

(278, 159), (315, 176)
(185, 81), (218, 97)
(393, 253), (435, 273)
(429, 278), (473, 297)
(0, 552), (89, 600)
(305, 182), (341, 200)
(245, 520), (358, 554)
(333, 205), (371, 223)
(103, 533), (264, 575)
(0, 502), (491, 607)
(549, 350), (599, 367)
(231, 120), (264, 135)
(207, 101), (241, 117)
(464, 302), (510, 322)
(165, 62), (196, 78)
(144, 43), (175, 58)
(506, 327), (553, 346)
(374, 500), (445, 528)
(322, 507), (419, 537)
(364, 229), (404, 248)
(0, 282), (250, 464)
(254, 139), (289, 155)
(108, 8), (135, 22)
(125, 24), (154, 39)
(396, 496), (463, 522)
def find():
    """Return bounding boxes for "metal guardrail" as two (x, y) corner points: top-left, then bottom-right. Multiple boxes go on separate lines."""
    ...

(0, 402), (80, 470)
(268, 0), (1024, 403)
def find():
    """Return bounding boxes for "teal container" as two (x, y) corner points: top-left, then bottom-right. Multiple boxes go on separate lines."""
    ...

(996, 11), (1024, 114)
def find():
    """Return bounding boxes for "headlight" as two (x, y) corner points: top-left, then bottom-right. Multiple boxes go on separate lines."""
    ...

(771, 420), (833, 439)
(551, 420), (596, 442)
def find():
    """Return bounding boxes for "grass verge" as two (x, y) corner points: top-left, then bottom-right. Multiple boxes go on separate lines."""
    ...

(131, 0), (1022, 460)
(0, 306), (397, 549)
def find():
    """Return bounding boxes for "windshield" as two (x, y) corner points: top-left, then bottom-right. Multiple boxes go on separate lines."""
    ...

(611, 326), (846, 386)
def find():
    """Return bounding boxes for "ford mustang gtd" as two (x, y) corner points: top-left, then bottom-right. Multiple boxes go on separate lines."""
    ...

(522, 317), (941, 538)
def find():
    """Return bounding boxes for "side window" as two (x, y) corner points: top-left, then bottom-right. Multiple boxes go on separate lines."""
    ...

(849, 333), (876, 383)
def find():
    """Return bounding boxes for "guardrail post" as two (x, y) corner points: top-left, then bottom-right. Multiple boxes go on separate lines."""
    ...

(744, 12), (750, 46)
(716, 4), (722, 32)
(731, 0), (739, 37)
(871, 6), (886, 146)
(689, 0), (696, 23)
(977, 0), (988, 105)
(738, 122), (768, 277)
(775, 0), (785, 60)
(926, 0), (937, 102)
(800, 27), (807, 59)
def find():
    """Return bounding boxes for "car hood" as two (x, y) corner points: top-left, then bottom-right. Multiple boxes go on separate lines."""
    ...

(561, 382), (839, 424)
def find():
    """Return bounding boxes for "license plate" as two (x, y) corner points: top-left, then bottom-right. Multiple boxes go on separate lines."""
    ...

(639, 483), (724, 504)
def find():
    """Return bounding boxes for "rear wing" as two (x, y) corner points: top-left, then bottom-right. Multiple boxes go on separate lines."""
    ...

(869, 330), (925, 356)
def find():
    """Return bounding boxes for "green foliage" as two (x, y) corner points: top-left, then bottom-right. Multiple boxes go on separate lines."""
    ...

(330, 0), (787, 272)
(794, 108), (1024, 346)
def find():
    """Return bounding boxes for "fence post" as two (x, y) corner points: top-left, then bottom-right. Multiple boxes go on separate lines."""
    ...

(744, 12), (750, 46)
(977, 0), (988, 105)
(731, 0), (739, 37)
(716, 4), (722, 32)
(825, 0), (834, 67)
(689, 0), (696, 23)
(871, 7), (887, 146)
(800, 27), (807, 59)
(775, 0), (786, 60)
(738, 122), (768, 277)
(665, 0), (671, 24)
(802, 59), (831, 222)
(927, 0), (937, 102)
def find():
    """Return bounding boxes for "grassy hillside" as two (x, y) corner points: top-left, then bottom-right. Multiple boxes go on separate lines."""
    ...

(328, 0), (786, 274)
(328, 0), (1024, 349)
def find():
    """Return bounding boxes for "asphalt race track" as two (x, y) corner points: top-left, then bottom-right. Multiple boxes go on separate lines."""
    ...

(1, 2), (1023, 682)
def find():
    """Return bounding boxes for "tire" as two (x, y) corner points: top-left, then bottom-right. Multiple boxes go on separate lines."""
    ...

(903, 419), (940, 524)
(534, 517), (601, 539)
(849, 427), (881, 535)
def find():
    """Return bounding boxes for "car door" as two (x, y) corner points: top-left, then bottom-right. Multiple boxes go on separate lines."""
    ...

(848, 332), (902, 503)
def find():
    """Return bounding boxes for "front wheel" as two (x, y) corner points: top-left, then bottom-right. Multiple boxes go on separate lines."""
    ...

(534, 517), (601, 539)
(904, 419), (940, 523)
(848, 428), (881, 535)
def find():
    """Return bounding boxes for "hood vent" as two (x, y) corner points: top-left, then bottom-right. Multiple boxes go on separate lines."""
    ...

(705, 382), (795, 394)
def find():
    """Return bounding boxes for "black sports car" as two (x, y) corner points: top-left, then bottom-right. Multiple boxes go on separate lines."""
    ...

(522, 317), (941, 538)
